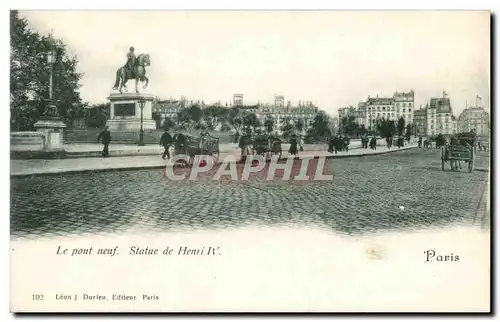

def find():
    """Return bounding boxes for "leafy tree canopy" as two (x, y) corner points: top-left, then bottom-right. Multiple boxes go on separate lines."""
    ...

(10, 10), (86, 130)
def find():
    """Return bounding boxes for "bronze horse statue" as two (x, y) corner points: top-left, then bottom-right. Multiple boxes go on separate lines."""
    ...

(112, 53), (151, 94)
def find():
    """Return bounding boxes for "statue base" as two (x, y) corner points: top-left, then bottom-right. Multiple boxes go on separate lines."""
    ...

(33, 116), (66, 152)
(106, 93), (157, 131)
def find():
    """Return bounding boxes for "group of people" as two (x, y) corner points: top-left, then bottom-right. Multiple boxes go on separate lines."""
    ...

(327, 134), (380, 153)
(327, 135), (350, 154)
(287, 134), (304, 156)
(361, 135), (378, 150)
(417, 129), (485, 152)
(159, 128), (212, 160)
(238, 130), (304, 159)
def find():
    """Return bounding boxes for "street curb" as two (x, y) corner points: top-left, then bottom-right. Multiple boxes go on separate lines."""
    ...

(10, 146), (417, 178)
(22, 144), (399, 159)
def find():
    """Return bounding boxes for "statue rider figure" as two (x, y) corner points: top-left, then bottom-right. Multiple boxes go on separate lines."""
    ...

(126, 47), (136, 78)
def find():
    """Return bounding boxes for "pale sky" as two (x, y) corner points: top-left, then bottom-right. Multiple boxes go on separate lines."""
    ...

(20, 10), (490, 116)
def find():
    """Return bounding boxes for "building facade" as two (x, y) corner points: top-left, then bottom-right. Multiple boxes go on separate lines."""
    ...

(152, 98), (184, 123)
(346, 90), (416, 131)
(425, 97), (456, 136)
(253, 98), (318, 135)
(411, 96), (458, 136)
(457, 106), (490, 137)
(413, 108), (427, 136)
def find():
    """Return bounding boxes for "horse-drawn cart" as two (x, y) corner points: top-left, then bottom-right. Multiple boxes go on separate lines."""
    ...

(173, 133), (220, 166)
(441, 133), (476, 172)
(252, 135), (282, 159)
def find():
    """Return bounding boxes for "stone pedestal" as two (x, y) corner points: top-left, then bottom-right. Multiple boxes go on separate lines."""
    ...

(106, 93), (156, 131)
(34, 116), (67, 152)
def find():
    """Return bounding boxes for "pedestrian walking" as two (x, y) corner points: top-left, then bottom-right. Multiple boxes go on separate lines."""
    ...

(97, 126), (111, 158)
(299, 135), (304, 152)
(328, 136), (334, 153)
(370, 137), (377, 150)
(160, 128), (173, 160)
(289, 134), (299, 156)
(334, 135), (340, 154)
(97, 126), (111, 157)
(344, 136), (350, 152)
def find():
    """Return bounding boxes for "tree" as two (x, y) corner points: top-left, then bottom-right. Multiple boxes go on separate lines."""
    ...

(162, 117), (176, 130)
(397, 117), (405, 136)
(203, 105), (227, 130)
(10, 11), (85, 130)
(340, 115), (357, 137)
(377, 119), (397, 139)
(264, 115), (275, 134)
(186, 104), (203, 123)
(243, 112), (260, 133)
(295, 118), (305, 134)
(405, 123), (412, 138)
(357, 124), (367, 136)
(85, 103), (109, 128)
(306, 111), (330, 142)
(227, 107), (243, 133)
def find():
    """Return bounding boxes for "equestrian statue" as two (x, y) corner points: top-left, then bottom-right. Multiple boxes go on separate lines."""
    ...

(112, 46), (151, 94)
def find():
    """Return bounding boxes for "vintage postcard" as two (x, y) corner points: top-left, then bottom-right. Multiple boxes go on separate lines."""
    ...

(10, 10), (491, 312)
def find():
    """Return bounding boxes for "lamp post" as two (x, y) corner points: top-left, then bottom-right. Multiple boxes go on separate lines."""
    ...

(33, 34), (66, 153)
(45, 50), (57, 117)
(139, 99), (145, 146)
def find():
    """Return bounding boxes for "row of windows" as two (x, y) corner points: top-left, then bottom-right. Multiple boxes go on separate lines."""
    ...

(368, 106), (412, 112)
(367, 113), (413, 118)
(429, 119), (450, 124)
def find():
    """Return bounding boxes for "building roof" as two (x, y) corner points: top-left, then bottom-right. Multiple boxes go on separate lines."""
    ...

(458, 106), (490, 121)
(393, 90), (415, 98)
(413, 109), (427, 116)
(366, 97), (393, 105)
(429, 98), (452, 113)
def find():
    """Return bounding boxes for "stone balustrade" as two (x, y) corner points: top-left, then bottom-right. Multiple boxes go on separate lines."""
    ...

(11, 131), (46, 151)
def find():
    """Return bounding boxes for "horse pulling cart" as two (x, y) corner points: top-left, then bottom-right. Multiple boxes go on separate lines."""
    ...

(252, 135), (282, 159)
(441, 133), (476, 173)
(173, 134), (220, 166)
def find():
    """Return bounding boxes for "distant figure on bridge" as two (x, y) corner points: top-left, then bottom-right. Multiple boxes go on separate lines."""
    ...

(97, 126), (111, 158)
(298, 135), (304, 152)
(362, 135), (369, 149)
(397, 136), (404, 149)
(173, 129), (187, 153)
(343, 136), (350, 152)
(327, 136), (334, 153)
(288, 134), (298, 156)
(369, 137), (377, 150)
(160, 128), (173, 160)
(334, 135), (342, 154)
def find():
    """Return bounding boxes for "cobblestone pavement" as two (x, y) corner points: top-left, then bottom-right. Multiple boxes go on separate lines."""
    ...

(11, 149), (490, 239)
